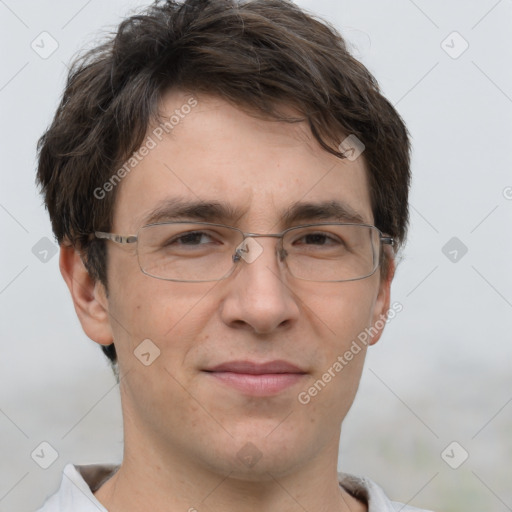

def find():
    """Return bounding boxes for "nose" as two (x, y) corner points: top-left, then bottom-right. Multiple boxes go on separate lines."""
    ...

(219, 237), (300, 335)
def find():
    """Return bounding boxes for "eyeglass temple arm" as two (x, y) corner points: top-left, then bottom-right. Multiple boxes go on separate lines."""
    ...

(381, 236), (394, 246)
(94, 231), (138, 244)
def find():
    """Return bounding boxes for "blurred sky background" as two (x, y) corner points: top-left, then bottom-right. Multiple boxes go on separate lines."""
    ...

(1, 0), (511, 510)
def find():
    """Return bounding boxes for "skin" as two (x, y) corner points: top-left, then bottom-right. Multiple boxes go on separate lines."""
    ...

(60, 90), (395, 512)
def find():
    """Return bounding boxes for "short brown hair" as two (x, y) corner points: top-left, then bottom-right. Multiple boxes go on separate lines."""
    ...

(36, 0), (411, 365)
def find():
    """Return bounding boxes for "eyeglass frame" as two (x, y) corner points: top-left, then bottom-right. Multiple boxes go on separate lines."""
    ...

(93, 221), (395, 283)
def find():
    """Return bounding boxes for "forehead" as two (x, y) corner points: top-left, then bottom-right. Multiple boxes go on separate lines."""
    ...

(112, 90), (373, 232)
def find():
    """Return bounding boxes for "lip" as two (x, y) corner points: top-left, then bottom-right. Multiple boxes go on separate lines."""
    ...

(206, 360), (305, 374)
(203, 360), (307, 396)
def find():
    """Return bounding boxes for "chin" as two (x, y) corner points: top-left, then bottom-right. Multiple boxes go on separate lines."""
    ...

(209, 424), (316, 480)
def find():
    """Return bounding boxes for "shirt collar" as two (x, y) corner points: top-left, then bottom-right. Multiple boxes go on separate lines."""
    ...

(38, 463), (423, 512)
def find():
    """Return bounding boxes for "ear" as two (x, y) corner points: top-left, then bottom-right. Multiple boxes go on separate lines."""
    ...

(59, 242), (113, 346)
(368, 255), (396, 346)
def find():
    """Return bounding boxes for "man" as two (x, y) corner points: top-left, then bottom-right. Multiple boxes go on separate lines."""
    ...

(35, 0), (431, 510)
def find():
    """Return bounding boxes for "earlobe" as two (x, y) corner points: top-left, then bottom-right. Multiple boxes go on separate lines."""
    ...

(59, 243), (113, 346)
(368, 256), (396, 346)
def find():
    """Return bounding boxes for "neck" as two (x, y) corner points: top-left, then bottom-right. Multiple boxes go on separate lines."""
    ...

(94, 434), (366, 512)
(94, 387), (366, 512)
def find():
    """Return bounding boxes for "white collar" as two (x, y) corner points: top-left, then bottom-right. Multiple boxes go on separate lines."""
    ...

(36, 463), (432, 512)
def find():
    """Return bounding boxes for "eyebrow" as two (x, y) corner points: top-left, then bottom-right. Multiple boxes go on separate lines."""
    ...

(142, 198), (245, 226)
(141, 198), (366, 228)
(282, 200), (366, 225)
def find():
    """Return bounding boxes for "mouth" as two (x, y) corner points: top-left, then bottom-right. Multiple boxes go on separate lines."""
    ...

(202, 360), (307, 396)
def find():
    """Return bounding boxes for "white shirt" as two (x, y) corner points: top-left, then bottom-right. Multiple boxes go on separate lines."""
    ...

(35, 463), (433, 512)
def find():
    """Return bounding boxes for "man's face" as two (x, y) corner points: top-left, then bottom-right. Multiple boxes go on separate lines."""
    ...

(99, 90), (391, 477)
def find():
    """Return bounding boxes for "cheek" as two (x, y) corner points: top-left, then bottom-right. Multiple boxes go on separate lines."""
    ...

(134, 290), (198, 341)
(107, 270), (219, 364)
(294, 280), (377, 410)
(107, 278), (220, 427)
(297, 279), (377, 348)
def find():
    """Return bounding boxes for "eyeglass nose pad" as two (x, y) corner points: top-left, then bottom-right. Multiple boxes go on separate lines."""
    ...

(232, 237), (250, 263)
(232, 240), (287, 264)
